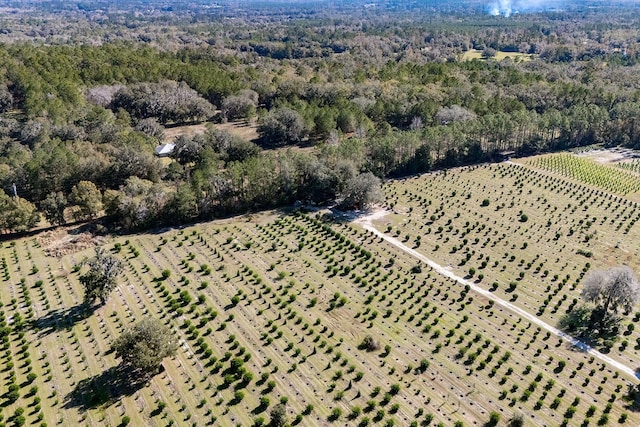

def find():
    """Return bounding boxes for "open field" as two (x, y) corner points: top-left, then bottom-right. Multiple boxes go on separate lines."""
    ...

(163, 121), (259, 144)
(460, 50), (536, 62)
(0, 152), (639, 427)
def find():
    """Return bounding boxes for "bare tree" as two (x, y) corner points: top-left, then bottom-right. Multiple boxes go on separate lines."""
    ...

(435, 105), (476, 125)
(581, 266), (640, 326)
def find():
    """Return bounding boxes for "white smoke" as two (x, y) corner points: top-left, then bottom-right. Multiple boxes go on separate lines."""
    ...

(489, 0), (512, 17)
(488, 0), (562, 16)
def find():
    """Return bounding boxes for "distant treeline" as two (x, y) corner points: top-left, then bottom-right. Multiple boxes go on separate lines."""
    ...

(0, 15), (639, 232)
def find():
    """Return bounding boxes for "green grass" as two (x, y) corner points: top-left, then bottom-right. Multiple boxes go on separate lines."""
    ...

(528, 153), (640, 197)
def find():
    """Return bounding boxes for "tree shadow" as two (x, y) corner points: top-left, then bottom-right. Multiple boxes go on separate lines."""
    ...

(558, 305), (621, 348)
(623, 381), (640, 413)
(64, 365), (152, 411)
(32, 303), (93, 337)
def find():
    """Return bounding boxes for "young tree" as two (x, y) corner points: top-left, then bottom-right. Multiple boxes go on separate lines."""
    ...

(112, 317), (178, 378)
(581, 266), (640, 327)
(80, 247), (123, 306)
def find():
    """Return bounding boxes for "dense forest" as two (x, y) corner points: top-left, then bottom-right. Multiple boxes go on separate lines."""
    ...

(1, 0), (640, 232)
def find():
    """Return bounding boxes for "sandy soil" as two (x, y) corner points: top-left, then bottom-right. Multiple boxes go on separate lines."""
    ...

(577, 147), (640, 164)
(354, 207), (639, 380)
(162, 120), (259, 143)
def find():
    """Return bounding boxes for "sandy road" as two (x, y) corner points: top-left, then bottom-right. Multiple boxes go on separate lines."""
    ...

(354, 209), (639, 380)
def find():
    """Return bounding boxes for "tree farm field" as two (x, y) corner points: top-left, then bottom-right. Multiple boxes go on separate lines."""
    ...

(0, 153), (639, 427)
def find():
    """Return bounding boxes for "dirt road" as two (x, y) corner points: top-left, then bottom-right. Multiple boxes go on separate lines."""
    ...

(354, 209), (639, 380)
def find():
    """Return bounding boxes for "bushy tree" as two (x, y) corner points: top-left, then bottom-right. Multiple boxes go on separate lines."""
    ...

(222, 137), (261, 163)
(339, 172), (383, 210)
(109, 145), (162, 186)
(171, 134), (205, 165)
(359, 335), (380, 351)
(0, 85), (14, 113)
(80, 247), (123, 306)
(581, 266), (640, 326)
(105, 177), (169, 230)
(0, 190), (40, 233)
(112, 81), (214, 124)
(221, 89), (258, 121)
(112, 317), (177, 377)
(70, 180), (102, 220)
(259, 107), (305, 146)
(40, 191), (67, 226)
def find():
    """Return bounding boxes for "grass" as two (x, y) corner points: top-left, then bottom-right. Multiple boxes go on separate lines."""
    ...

(460, 49), (536, 62)
(162, 119), (259, 144)
(0, 152), (639, 426)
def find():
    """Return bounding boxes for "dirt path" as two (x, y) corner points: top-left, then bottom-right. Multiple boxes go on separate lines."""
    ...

(354, 208), (640, 380)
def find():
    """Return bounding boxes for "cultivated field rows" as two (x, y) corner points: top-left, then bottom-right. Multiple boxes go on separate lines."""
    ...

(378, 159), (640, 366)
(0, 154), (638, 426)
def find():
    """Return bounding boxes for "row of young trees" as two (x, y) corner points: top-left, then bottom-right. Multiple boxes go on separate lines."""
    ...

(79, 248), (177, 380)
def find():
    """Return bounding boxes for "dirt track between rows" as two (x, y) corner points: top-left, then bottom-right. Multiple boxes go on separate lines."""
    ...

(354, 208), (639, 380)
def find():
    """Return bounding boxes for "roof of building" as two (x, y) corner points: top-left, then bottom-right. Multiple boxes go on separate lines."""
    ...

(155, 143), (175, 156)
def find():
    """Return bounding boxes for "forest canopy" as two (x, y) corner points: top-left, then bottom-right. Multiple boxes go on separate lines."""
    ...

(1, 3), (640, 232)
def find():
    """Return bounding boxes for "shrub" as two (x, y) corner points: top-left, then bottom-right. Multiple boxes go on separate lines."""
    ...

(359, 335), (380, 351)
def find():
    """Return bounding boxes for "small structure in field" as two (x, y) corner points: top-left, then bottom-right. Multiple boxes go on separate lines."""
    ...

(155, 143), (175, 157)
(497, 150), (515, 161)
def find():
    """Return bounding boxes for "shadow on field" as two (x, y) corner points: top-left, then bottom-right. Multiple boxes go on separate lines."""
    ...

(64, 365), (150, 410)
(32, 303), (92, 337)
(558, 305), (622, 352)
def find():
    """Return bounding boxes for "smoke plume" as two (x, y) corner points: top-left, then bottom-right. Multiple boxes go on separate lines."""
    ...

(488, 0), (563, 16)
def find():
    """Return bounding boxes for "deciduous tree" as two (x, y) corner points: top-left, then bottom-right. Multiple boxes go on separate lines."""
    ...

(80, 247), (123, 306)
(581, 266), (640, 327)
(339, 172), (383, 210)
(259, 107), (305, 147)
